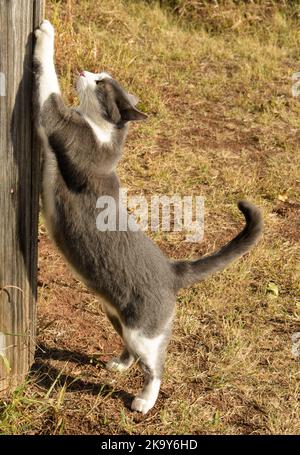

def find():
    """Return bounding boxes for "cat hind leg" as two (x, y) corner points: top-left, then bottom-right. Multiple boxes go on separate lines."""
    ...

(106, 348), (134, 372)
(128, 333), (168, 414)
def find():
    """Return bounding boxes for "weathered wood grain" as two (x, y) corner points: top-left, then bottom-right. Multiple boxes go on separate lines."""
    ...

(0, 0), (44, 393)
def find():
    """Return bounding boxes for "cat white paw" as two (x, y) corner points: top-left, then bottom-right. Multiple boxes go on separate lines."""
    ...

(34, 20), (55, 63)
(131, 397), (154, 414)
(106, 357), (129, 372)
(35, 20), (54, 40)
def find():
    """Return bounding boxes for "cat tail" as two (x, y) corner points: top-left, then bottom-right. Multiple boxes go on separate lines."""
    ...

(171, 200), (263, 291)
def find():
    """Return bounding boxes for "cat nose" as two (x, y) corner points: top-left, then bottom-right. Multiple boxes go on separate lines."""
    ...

(80, 71), (86, 77)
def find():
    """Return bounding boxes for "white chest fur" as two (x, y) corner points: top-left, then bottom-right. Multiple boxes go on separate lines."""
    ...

(83, 115), (113, 145)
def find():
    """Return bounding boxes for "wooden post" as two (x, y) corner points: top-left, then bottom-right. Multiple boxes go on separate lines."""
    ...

(0, 0), (44, 393)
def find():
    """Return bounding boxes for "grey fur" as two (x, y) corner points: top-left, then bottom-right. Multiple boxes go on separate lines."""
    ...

(34, 20), (263, 413)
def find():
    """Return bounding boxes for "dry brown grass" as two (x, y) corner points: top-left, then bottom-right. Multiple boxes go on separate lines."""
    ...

(0, 0), (299, 434)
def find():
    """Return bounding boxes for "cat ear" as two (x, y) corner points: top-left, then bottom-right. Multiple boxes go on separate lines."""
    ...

(119, 106), (148, 122)
(104, 80), (147, 124)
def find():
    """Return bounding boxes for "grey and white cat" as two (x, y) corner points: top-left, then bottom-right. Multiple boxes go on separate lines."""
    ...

(34, 20), (263, 414)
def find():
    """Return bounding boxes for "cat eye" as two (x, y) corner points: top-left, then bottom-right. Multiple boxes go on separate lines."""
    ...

(95, 80), (101, 85)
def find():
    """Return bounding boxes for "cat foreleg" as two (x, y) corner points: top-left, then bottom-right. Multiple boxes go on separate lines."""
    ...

(34, 20), (60, 109)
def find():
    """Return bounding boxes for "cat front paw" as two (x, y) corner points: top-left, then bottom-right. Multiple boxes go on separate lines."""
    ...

(35, 20), (54, 41)
(131, 397), (155, 414)
(34, 20), (55, 62)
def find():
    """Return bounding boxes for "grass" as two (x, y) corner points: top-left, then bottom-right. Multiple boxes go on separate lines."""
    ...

(0, 0), (300, 434)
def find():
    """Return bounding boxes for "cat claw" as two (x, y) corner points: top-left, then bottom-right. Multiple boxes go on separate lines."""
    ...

(131, 397), (154, 414)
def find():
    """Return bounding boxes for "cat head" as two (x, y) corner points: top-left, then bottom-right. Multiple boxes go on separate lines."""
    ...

(76, 71), (147, 126)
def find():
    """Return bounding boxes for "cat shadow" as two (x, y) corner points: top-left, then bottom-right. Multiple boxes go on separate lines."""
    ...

(11, 30), (41, 299)
(35, 343), (107, 367)
(30, 344), (133, 408)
